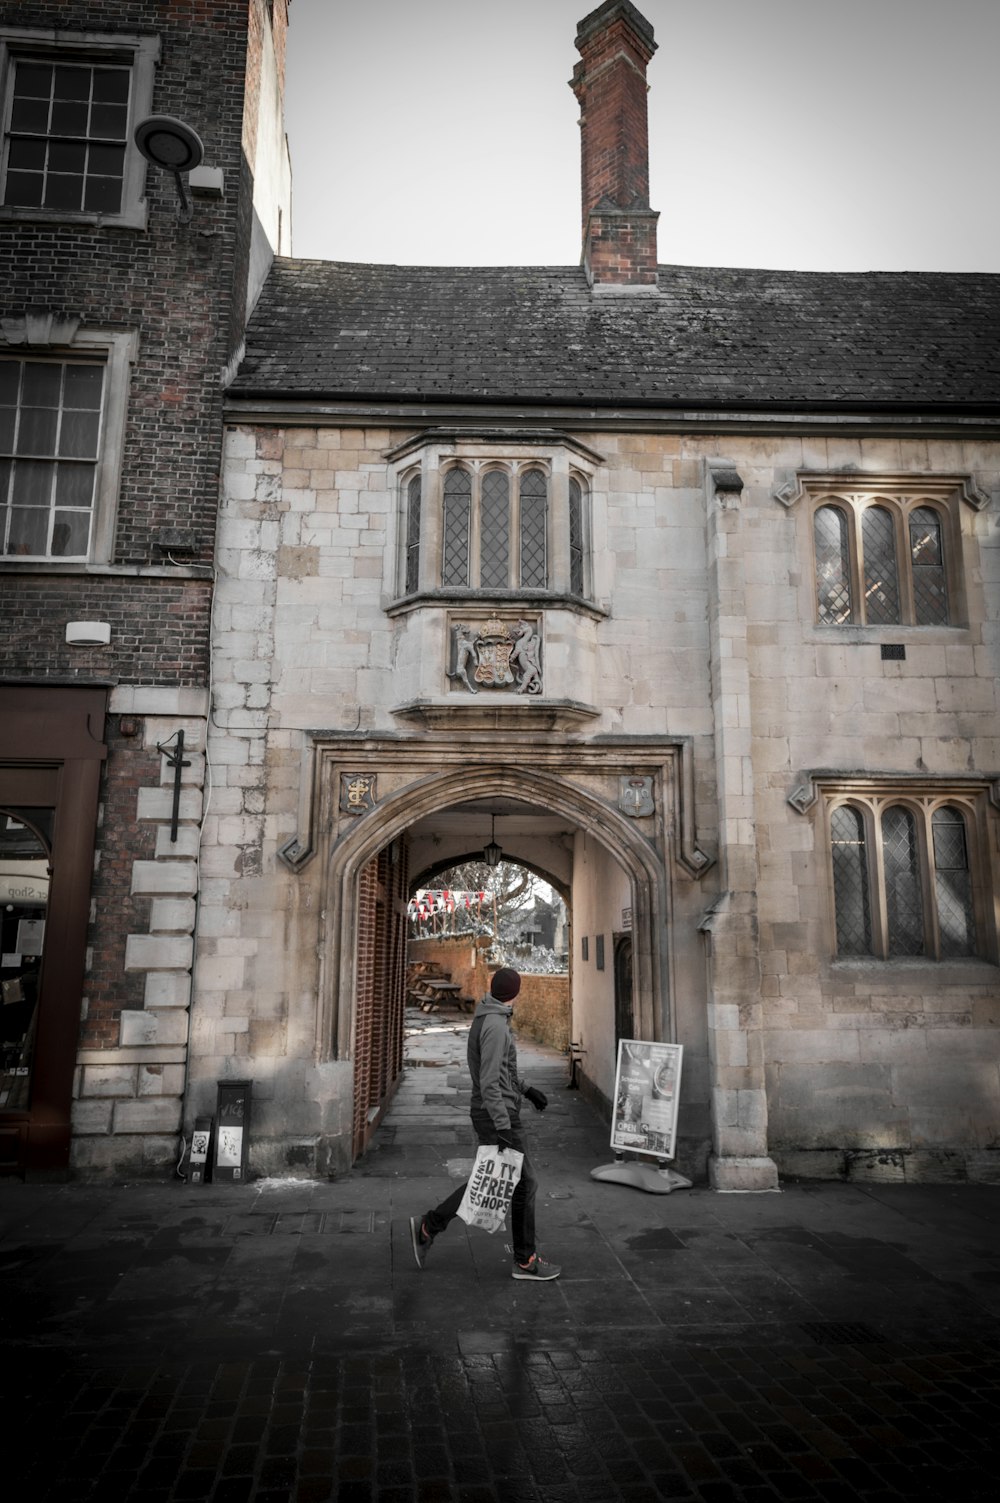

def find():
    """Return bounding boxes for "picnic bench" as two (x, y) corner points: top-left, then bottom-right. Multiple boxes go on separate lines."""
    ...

(406, 965), (475, 1014)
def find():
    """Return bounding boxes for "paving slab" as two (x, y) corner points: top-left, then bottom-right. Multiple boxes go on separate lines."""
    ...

(1, 1007), (998, 1500)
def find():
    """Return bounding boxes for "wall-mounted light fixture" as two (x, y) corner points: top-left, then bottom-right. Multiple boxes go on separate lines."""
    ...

(483, 814), (502, 868)
(134, 115), (205, 223)
(66, 621), (111, 646)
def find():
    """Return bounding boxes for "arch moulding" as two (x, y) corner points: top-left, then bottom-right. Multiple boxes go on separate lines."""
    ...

(279, 734), (714, 1066)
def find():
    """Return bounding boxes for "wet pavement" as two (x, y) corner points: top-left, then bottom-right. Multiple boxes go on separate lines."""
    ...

(2, 1008), (999, 1500)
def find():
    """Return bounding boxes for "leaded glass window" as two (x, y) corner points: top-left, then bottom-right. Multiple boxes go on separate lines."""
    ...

(0, 358), (103, 557)
(815, 505), (852, 624)
(442, 467), (471, 586)
(862, 505), (900, 625)
(909, 507), (948, 625)
(3, 58), (130, 214)
(932, 806), (975, 958)
(519, 468), (547, 588)
(569, 477), (584, 596)
(479, 469), (509, 589)
(831, 805), (872, 956)
(404, 474), (421, 594)
(881, 806), (923, 956)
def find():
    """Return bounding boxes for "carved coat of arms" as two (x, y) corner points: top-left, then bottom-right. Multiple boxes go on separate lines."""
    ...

(449, 616), (542, 695)
(340, 772), (377, 815)
(618, 775), (654, 817)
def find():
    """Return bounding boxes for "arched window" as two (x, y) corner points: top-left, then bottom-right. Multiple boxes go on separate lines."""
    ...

(479, 469), (509, 588)
(404, 474), (421, 595)
(861, 505), (900, 625)
(823, 788), (991, 961)
(396, 445), (592, 600)
(814, 505), (852, 624)
(569, 476), (585, 596)
(519, 468), (547, 588)
(442, 467), (471, 587)
(830, 804), (872, 956)
(932, 806), (975, 958)
(809, 487), (960, 628)
(909, 507), (948, 625)
(881, 806), (923, 956)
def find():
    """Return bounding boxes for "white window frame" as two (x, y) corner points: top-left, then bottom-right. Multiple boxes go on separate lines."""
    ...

(0, 325), (137, 566)
(0, 29), (159, 229)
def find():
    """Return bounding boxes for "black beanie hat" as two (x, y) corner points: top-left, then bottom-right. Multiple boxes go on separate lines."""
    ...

(490, 968), (521, 1001)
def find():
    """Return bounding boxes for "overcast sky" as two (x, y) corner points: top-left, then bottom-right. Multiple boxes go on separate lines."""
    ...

(283, 0), (1000, 273)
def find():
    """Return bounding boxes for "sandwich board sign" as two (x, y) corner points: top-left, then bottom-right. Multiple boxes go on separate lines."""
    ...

(591, 1039), (690, 1194)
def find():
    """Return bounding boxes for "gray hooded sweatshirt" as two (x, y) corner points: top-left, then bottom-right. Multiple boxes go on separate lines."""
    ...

(467, 994), (526, 1132)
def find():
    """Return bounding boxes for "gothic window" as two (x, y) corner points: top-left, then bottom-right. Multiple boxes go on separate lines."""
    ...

(811, 493), (955, 627)
(439, 463), (551, 591)
(932, 806), (976, 958)
(442, 466), (471, 586)
(828, 795), (985, 961)
(479, 469), (509, 588)
(830, 804), (871, 956)
(569, 476), (585, 596)
(861, 505), (901, 625)
(404, 474), (421, 595)
(519, 468), (547, 588)
(814, 505), (852, 624)
(0, 32), (159, 228)
(909, 507), (948, 625)
(394, 441), (595, 603)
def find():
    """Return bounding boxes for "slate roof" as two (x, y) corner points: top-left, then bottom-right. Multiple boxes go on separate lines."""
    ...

(231, 259), (1000, 412)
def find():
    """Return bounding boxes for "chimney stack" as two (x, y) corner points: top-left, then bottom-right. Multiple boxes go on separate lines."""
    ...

(571, 1), (659, 293)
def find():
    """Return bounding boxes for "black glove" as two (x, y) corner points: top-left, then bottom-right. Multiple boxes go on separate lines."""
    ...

(524, 1086), (548, 1112)
(495, 1129), (516, 1152)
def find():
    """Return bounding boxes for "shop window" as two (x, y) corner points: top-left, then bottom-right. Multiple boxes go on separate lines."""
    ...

(828, 794), (985, 961)
(0, 807), (52, 1112)
(0, 29), (159, 228)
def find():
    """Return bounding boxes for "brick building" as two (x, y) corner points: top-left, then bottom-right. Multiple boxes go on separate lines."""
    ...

(0, 0), (290, 1174)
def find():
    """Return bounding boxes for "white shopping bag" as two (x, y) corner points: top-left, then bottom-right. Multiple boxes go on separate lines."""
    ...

(456, 1144), (524, 1233)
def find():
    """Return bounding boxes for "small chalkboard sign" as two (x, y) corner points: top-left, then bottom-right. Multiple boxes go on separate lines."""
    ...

(212, 1080), (251, 1182)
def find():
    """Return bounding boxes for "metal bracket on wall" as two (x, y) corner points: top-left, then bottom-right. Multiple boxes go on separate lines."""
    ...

(156, 729), (190, 842)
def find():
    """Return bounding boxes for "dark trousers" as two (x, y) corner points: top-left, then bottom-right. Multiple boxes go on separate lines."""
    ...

(424, 1109), (538, 1265)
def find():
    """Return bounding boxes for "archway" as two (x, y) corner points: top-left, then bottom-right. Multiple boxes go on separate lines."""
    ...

(324, 764), (674, 1162)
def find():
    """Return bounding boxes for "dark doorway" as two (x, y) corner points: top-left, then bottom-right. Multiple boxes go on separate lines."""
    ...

(0, 686), (106, 1175)
(613, 932), (634, 1046)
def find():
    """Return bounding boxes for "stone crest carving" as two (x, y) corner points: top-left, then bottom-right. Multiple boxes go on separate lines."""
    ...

(340, 772), (377, 815)
(618, 775), (654, 817)
(448, 615), (542, 695)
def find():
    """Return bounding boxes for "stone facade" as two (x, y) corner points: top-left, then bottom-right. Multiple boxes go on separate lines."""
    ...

(197, 412), (1000, 1184)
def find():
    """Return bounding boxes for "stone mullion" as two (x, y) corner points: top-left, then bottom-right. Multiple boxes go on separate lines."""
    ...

(549, 453), (571, 593)
(419, 450), (441, 592)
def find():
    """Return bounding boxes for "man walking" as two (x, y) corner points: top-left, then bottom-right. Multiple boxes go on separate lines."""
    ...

(409, 967), (560, 1280)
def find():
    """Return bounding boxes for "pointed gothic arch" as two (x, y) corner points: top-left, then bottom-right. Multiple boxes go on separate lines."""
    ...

(318, 762), (677, 1067)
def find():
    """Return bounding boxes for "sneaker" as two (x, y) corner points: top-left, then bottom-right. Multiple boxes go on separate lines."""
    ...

(512, 1254), (561, 1281)
(409, 1215), (434, 1269)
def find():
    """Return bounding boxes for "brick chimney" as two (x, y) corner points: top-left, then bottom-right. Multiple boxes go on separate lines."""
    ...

(571, 1), (659, 292)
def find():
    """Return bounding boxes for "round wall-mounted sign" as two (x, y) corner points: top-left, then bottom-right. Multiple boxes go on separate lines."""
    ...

(134, 115), (205, 173)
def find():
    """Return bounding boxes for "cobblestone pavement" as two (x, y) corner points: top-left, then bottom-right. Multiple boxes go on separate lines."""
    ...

(2, 1010), (999, 1501)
